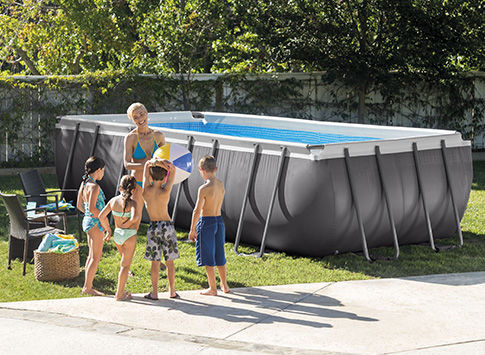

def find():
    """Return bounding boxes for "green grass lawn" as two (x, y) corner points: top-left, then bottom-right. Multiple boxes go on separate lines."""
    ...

(0, 162), (484, 302)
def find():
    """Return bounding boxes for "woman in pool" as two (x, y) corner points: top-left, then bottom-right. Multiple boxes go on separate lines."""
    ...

(77, 156), (106, 296)
(99, 175), (141, 301)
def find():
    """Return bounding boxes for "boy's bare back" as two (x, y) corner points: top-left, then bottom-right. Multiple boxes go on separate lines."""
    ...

(199, 178), (225, 217)
(142, 160), (175, 222)
(143, 183), (171, 221)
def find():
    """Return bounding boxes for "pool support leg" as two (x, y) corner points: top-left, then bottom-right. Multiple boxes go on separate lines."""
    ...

(234, 144), (261, 255)
(172, 136), (194, 224)
(344, 148), (373, 263)
(412, 142), (438, 252)
(210, 139), (219, 160)
(440, 140), (464, 248)
(89, 125), (100, 157)
(375, 146), (400, 260)
(61, 123), (80, 201)
(257, 147), (287, 258)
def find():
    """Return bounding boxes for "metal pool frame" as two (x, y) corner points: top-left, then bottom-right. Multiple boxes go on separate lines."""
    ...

(55, 111), (472, 260)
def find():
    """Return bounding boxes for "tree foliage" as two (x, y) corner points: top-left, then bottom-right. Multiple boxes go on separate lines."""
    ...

(2, 0), (482, 76)
(0, 0), (483, 123)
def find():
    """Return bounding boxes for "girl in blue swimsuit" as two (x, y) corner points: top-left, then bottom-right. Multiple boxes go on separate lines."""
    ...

(76, 156), (106, 296)
(99, 175), (141, 301)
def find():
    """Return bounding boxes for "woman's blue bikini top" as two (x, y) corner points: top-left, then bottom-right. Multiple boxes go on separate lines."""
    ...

(132, 129), (159, 159)
(83, 176), (105, 216)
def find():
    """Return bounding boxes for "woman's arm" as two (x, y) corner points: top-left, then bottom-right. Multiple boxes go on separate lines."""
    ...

(154, 131), (166, 147)
(142, 160), (153, 189)
(123, 133), (145, 172)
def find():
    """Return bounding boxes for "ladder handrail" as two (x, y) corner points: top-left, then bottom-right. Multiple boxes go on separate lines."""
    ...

(257, 147), (288, 258)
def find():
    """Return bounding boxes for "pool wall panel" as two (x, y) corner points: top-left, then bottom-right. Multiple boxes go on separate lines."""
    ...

(55, 115), (473, 257)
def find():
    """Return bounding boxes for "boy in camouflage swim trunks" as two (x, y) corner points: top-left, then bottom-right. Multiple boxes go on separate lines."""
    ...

(142, 158), (180, 299)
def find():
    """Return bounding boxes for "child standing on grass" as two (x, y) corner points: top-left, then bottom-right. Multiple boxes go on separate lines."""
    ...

(99, 175), (141, 301)
(189, 155), (230, 296)
(142, 159), (180, 300)
(77, 156), (106, 296)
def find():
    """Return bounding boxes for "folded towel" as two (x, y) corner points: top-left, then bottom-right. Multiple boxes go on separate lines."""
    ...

(37, 233), (78, 253)
(39, 200), (75, 211)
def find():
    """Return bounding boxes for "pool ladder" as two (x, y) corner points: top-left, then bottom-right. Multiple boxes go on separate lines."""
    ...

(233, 145), (288, 257)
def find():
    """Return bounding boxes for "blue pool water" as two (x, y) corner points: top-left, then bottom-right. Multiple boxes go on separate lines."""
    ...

(150, 122), (380, 145)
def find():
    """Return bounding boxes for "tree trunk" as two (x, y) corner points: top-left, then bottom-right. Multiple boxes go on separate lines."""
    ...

(357, 83), (367, 124)
(215, 80), (224, 112)
(181, 74), (191, 110)
(15, 47), (40, 75)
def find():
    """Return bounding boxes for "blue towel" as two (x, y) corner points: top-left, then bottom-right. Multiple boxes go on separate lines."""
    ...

(39, 200), (75, 211)
(37, 233), (58, 252)
(37, 234), (78, 253)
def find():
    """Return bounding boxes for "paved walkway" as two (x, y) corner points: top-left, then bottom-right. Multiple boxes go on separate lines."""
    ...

(1, 272), (484, 354)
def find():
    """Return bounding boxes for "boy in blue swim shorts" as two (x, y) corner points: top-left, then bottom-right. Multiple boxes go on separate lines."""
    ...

(189, 155), (230, 296)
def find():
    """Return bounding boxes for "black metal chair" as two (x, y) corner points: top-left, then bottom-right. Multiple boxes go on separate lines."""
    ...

(18, 169), (82, 240)
(1, 192), (67, 276)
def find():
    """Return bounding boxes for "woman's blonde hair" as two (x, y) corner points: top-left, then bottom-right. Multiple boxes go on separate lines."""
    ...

(127, 102), (147, 120)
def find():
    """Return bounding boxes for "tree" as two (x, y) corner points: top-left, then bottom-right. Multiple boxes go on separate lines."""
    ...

(240, 0), (484, 122)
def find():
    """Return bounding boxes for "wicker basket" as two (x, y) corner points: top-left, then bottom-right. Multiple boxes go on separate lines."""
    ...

(34, 248), (80, 281)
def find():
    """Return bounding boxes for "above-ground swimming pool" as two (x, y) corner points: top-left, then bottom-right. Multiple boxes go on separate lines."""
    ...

(55, 111), (472, 259)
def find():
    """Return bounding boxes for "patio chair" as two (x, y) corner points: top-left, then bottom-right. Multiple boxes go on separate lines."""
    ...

(1, 191), (67, 276)
(18, 169), (82, 240)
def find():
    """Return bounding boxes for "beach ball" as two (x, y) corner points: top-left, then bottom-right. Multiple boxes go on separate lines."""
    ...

(153, 143), (193, 184)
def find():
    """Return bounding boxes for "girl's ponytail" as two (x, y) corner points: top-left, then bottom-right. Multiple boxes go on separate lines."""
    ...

(120, 175), (137, 212)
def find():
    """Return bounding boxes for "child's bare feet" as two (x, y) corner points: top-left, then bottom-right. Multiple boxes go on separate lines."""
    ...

(222, 285), (230, 293)
(116, 291), (132, 301)
(200, 288), (218, 296)
(82, 288), (105, 296)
